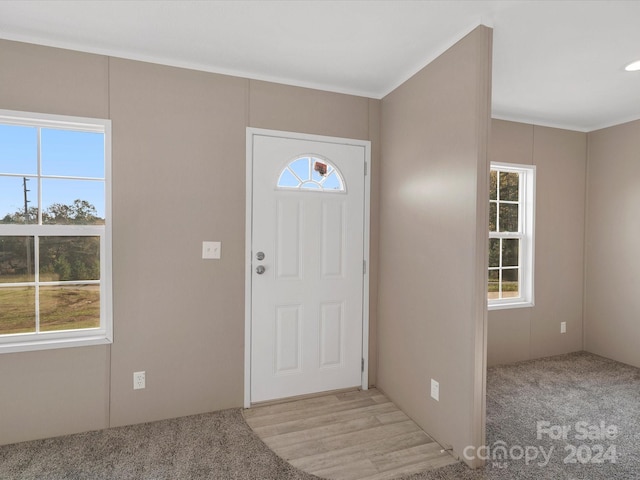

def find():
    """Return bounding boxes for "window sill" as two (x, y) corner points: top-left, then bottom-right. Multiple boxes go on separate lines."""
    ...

(488, 300), (534, 311)
(0, 334), (112, 354)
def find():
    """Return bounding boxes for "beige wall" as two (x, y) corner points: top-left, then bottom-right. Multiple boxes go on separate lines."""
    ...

(585, 120), (640, 368)
(0, 39), (379, 444)
(487, 120), (587, 366)
(0, 40), (112, 445)
(107, 59), (248, 426)
(377, 26), (492, 465)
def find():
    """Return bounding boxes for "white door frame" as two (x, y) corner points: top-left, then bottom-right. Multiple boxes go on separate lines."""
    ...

(244, 127), (371, 408)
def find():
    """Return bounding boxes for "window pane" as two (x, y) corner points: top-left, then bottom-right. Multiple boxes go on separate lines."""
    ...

(278, 169), (299, 188)
(499, 172), (519, 202)
(489, 170), (497, 201)
(0, 176), (38, 224)
(0, 286), (35, 334)
(502, 268), (519, 298)
(39, 236), (100, 282)
(289, 157), (310, 182)
(322, 171), (342, 190)
(0, 125), (37, 175)
(42, 180), (105, 224)
(499, 204), (518, 232)
(489, 238), (500, 268)
(488, 270), (499, 299)
(39, 284), (100, 332)
(41, 129), (105, 178)
(0, 236), (35, 283)
(502, 239), (519, 267)
(489, 202), (497, 232)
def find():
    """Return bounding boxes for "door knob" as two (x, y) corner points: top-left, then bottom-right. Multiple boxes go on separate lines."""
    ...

(256, 252), (265, 261)
(256, 265), (266, 275)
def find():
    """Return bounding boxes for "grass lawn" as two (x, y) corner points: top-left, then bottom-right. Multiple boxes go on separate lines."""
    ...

(488, 281), (519, 300)
(0, 285), (99, 335)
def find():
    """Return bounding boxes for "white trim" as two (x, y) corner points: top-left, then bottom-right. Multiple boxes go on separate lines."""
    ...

(0, 33), (377, 100)
(361, 140), (371, 391)
(104, 117), (113, 350)
(491, 112), (590, 133)
(488, 300), (534, 311)
(0, 109), (108, 132)
(0, 173), (103, 181)
(0, 224), (104, 236)
(0, 334), (112, 354)
(244, 131), (254, 408)
(244, 128), (371, 407)
(492, 112), (640, 134)
(584, 113), (640, 133)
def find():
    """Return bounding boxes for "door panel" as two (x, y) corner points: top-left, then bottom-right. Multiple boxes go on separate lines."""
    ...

(250, 133), (366, 403)
(321, 201), (346, 277)
(275, 305), (302, 373)
(319, 302), (344, 368)
(276, 200), (303, 279)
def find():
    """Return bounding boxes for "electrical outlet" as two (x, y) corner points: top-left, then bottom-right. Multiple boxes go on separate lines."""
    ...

(430, 379), (440, 401)
(133, 371), (146, 390)
(561, 322), (567, 334)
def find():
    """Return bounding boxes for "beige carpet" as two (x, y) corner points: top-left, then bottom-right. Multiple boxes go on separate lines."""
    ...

(1, 351), (637, 479)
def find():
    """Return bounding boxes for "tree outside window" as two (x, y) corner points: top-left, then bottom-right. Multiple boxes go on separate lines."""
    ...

(488, 163), (535, 309)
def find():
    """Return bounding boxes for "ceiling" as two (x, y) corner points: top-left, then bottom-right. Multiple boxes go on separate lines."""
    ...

(0, 0), (638, 132)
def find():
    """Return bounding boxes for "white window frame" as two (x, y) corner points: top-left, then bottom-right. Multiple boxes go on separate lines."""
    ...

(0, 109), (112, 353)
(488, 162), (535, 310)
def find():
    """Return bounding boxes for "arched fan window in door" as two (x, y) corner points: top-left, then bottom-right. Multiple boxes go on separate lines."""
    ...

(277, 156), (345, 192)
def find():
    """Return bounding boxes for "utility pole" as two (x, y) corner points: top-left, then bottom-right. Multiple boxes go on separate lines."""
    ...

(23, 177), (30, 223)
(23, 177), (32, 277)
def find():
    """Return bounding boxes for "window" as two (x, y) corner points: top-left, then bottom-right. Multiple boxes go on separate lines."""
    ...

(277, 156), (345, 192)
(488, 162), (535, 309)
(0, 110), (111, 353)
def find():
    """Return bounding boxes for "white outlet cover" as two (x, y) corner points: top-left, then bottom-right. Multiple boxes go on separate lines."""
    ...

(202, 241), (221, 259)
(133, 371), (146, 390)
(561, 322), (567, 334)
(430, 379), (439, 401)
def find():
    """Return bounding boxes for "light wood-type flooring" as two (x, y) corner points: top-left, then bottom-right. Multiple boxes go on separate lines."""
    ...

(243, 388), (458, 480)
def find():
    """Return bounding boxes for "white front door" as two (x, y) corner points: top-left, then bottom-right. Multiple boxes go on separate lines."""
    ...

(247, 129), (369, 404)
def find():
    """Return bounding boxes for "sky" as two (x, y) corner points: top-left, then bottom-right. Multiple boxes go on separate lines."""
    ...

(0, 125), (105, 221)
(278, 156), (344, 191)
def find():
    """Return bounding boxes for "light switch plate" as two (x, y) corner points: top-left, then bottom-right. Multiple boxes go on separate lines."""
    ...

(202, 241), (221, 259)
